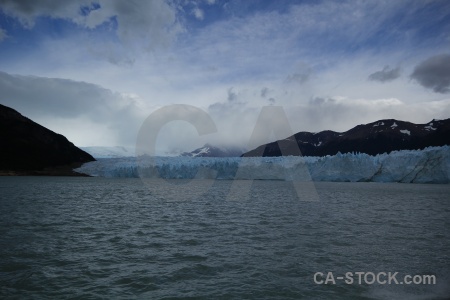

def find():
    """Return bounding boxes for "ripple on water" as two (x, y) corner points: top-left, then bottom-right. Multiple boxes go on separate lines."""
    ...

(0, 178), (449, 299)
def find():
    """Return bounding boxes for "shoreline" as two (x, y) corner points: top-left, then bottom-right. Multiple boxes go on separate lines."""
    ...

(0, 163), (91, 177)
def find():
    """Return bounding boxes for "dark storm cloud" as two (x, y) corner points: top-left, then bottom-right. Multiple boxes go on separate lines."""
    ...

(368, 66), (401, 83)
(410, 54), (450, 94)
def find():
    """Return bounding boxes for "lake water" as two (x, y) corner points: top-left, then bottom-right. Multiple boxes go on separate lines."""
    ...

(1, 177), (449, 299)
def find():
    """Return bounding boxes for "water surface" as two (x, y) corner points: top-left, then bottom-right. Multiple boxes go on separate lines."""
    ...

(1, 177), (449, 299)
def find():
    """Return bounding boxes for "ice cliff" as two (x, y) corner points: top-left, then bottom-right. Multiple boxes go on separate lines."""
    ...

(75, 146), (450, 183)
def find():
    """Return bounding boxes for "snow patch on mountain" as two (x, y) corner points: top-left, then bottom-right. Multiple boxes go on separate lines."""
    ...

(400, 129), (410, 135)
(373, 122), (384, 127)
(181, 144), (246, 157)
(193, 146), (210, 157)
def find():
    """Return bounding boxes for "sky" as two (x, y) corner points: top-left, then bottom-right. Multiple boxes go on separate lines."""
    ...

(0, 0), (450, 155)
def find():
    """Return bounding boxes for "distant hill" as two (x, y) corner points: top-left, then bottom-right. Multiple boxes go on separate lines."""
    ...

(181, 143), (246, 157)
(0, 104), (95, 175)
(242, 118), (450, 157)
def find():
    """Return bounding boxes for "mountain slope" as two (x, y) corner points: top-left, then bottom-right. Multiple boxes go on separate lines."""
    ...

(181, 143), (246, 157)
(0, 104), (95, 175)
(242, 118), (450, 157)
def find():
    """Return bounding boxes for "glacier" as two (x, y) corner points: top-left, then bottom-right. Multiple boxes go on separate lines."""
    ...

(80, 146), (135, 159)
(74, 146), (450, 183)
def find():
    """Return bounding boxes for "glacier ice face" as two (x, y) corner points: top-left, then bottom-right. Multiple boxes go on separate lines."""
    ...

(81, 146), (135, 159)
(74, 146), (450, 183)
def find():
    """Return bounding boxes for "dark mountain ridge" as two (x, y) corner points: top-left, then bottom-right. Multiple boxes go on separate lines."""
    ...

(242, 118), (450, 157)
(0, 104), (95, 175)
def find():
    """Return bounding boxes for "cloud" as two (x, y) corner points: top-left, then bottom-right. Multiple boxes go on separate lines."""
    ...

(208, 89), (242, 113)
(175, 0), (450, 89)
(410, 53), (450, 93)
(224, 97), (450, 150)
(0, 0), (88, 28)
(2, 69), (448, 153)
(0, 71), (146, 147)
(227, 87), (238, 102)
(192, 7), (204, 20)
(310, 97), (336, 106)
(368, 65), (401, 82)
(285, 71), (310, 85)
(1, 1), (449, 153)
(0, 0), (181, 52)
(260, 87), (269, 98)
(284, 96), (450, 134)
(204, 81), (450, 149)
(0, 27), (7, 42)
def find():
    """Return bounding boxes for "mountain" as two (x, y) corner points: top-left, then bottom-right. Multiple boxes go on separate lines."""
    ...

(181, 143), (246, 157)
(242, 118), (450, 157)
(0, 104), (95, 175)
(81, 146), (135, 159)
